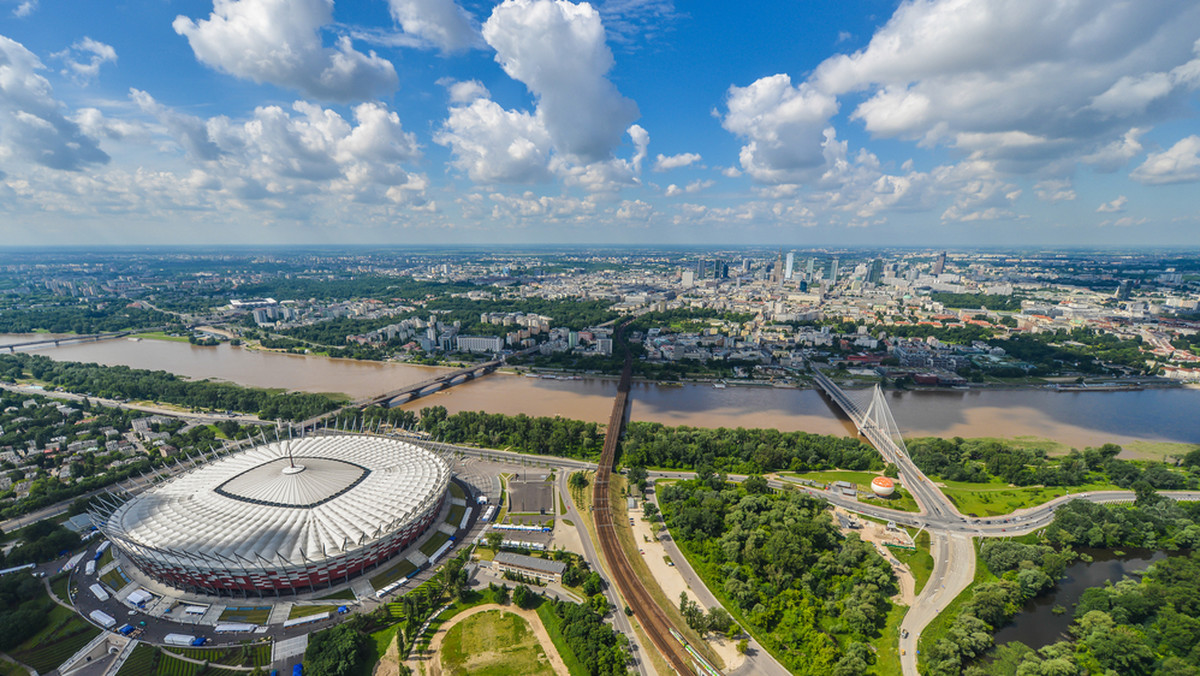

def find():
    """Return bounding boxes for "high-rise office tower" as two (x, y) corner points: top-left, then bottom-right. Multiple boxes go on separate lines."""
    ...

(934, 251), (947, 275)
(785, 252), (795, 280)
(806, 257), (815, 277)
(829, 257), (839, 283)
(867, 258), (883, 284)
(1116, 279), (1133, 300)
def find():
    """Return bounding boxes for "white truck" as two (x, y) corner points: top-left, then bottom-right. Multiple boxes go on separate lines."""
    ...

(163, 634), (199, 647)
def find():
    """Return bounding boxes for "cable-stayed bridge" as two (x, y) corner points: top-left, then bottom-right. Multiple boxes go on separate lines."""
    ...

(811, 369), (959, 520)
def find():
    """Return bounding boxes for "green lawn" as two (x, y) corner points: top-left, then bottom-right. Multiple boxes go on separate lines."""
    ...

(98, 546), (115, 567)
(860, 488), (921, 513)
(50, 572), (71, 603)
(100, 565), (129, 592)
(164, 645), (271, 668)
(419, 531), (451, 557)
(155, 652), (203, 676)
(216, 606), (270, 625)
(369, 558), (418, 589)
(869, 603), (909, 676)
(10, 604), (102, 673)
(938, 479), (1122, 517)
(287, 604), (339, 620)
(893, 531), (934, 595)
(0, 661), (31, 676)
(439, 609), (555, 676)
(132, 331), (192, 343)
(115, 644), (159, 676)
(449, 482), (466, 500)
(447, 504), (466, 527)
(315, 587), (358, 601)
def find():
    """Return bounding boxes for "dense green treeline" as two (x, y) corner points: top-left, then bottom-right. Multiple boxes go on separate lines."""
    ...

(908, 438), (1191, 491)
(926, 497), (1200, 675)
(930, 293), (1023, 312)
(660, 476), (895, 674)
(423, 296), (619, 332)
(416, 406), (604, 459)
(0, 303), (168, 334)
(0, 571), (54, 650)
(996, 329), (1148, 373)
(622, 421), (881, 473)
(0, 353), (342, 421)
(885, 323), (995, 344)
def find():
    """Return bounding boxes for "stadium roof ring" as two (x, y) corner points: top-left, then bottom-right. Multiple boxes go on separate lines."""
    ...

(92, 434), (451, 596)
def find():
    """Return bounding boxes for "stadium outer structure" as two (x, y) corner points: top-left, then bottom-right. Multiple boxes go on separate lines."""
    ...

(89, 434), (451, 597)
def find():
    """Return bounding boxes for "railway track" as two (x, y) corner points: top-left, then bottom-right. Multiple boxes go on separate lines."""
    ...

(593, 332), (699, 676)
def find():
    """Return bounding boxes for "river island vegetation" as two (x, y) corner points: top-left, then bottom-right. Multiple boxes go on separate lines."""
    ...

(922, 495), (1200, 675)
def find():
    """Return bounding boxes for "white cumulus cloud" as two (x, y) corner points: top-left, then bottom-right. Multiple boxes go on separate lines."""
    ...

(1097, 195), (1128, 213)
(173, 0), (398, 102)
(653, 152), (700, 171)
(1131, 135), (1200, 185)
(0, 35), (109, 171)
(52, 37), (116, 83)
(719, 73), (838, 183)
(807, 0), (1200, 171)
(435, 98), (553, 183)
(482, 0), (639, 162)
(387, 0), (480, 52)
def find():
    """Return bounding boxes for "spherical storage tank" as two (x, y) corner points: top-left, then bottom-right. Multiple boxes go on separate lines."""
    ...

(871, 476), (896, 497)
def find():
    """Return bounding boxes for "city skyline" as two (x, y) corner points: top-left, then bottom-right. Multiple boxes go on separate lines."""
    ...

(2, 0), (1200, 247)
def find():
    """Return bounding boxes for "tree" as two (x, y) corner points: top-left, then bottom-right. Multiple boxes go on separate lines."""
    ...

(512, 584), (532, 609)
(569, 471), (589, 491)
(305, 621), (370, 676)
(485, 530), (504, 552)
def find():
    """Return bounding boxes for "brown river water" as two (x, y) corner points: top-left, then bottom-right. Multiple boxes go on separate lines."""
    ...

(4, 335), (1198, 450)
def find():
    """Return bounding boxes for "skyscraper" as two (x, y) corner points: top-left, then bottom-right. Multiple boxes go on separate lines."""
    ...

(774, 250), (784, 284)
(934, 251), (947, 275)
(829, 257), (839, 283)
(806, 257), (815, 277)
(868, 258), (883, 284)
(785, 252), (795, 280)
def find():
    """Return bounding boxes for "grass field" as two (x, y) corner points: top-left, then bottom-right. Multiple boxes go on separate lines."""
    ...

(155, 652), (203, 676)
(217, 606), (270, 625)
(50, 572), (72, 603)
(98, 546), (115, 567)
(115, 644), (159, 676)
(419, 531), (451, 557)
(439, 610), (555, 676)
(447, 504), (465, 527)
(132, 331), (192, 343)
(1122, 440), (1200, 461)
(315, 587), (357, 601)
(288, 604), (339, 620)
(870, 602), (908, 675)
(938, 479), (1122, 516)
(893, 531), (934, 595)
(369, 558), (418, 589)
(100, 566), (129, 592)
(860, 488), (921, 513)
(0, 661), (30, 676)
(165, 644), (271, 668)
(10, 603), (102, 673)
(449, 481), (466, 500)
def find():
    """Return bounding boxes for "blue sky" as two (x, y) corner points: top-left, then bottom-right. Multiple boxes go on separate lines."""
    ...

(1, 0), (1199, 246)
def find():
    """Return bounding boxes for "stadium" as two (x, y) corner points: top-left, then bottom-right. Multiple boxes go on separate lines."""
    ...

(91, 434), (451, 596)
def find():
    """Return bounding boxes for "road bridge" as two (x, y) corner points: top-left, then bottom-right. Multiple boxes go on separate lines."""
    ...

(2, 330), (142, 352)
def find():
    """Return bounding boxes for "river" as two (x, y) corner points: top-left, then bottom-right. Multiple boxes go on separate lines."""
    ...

(4, 334), (1200, 449)
(992, 548), (1171, 650)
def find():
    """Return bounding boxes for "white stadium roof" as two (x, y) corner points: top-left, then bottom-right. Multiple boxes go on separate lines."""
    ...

(105, 435), (450, 566)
